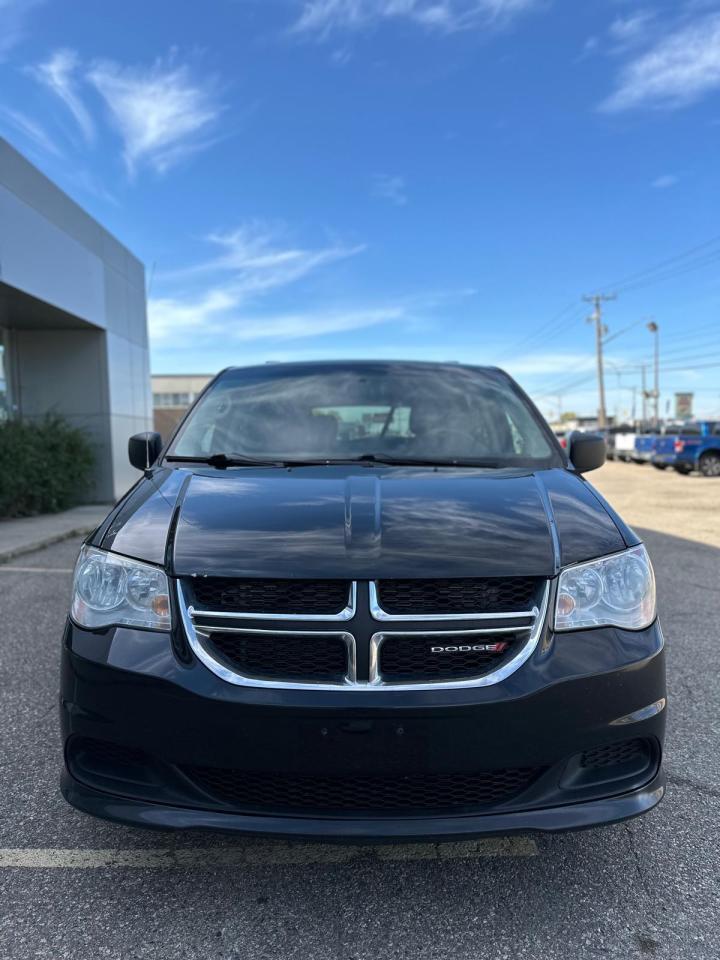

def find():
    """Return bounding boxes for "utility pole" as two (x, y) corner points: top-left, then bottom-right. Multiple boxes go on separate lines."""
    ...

(640, 365), (648, 424)
(583, 293), (616, 429)
(647, 320), (660, 425)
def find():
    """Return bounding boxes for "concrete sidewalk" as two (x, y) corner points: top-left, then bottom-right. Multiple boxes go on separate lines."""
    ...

(0, 505), (110, 563)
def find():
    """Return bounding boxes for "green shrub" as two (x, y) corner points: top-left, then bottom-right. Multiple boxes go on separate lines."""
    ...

(0, 417), (95, 518)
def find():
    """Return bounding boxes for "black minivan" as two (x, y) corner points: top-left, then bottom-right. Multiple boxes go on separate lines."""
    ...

(61, 361), (665, 838)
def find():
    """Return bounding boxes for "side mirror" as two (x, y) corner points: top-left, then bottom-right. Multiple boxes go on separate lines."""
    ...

(128, 432), (163, 471)
(569, 433), (606, 474)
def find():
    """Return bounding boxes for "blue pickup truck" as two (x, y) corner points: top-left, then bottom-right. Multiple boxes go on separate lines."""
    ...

(651, 421), (720, 476)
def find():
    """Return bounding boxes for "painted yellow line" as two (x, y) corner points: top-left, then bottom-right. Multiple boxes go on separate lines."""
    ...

(0, 839), (537, 867)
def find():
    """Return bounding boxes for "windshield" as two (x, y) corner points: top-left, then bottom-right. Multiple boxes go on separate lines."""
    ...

(168, 363), (559, 467)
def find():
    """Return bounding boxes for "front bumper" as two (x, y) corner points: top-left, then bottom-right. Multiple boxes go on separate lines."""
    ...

(61, 767), (665, 839)
(60, 620), (666, 839)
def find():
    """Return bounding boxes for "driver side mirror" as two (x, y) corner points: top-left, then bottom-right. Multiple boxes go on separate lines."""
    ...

(569, 433), (606, 474)
(128, 432), (163, 471)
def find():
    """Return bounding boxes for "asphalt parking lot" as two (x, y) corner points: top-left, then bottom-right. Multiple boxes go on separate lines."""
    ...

(1, 463), (719, 960)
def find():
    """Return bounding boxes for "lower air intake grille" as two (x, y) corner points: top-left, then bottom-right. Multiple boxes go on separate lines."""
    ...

(378, 633), (519, 682)
(188, 578), (351, 615)
(181, 766), (544, 816)
(202, 631), (349, 683)
(580, 739), (648, 769)
(376, 577), (541, 615)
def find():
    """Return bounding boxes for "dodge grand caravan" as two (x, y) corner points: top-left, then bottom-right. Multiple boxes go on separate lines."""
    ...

(61, 361), (666, 838)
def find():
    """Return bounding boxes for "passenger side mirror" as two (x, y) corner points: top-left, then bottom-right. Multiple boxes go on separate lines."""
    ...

(128, 432), (163, 471)
(569, 433), (606, 474)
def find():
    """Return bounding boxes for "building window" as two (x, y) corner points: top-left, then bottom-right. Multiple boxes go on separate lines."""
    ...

(153, 392), (193, 408)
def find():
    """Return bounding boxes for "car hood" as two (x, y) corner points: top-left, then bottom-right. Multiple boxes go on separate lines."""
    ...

(100, 465), (633, 579)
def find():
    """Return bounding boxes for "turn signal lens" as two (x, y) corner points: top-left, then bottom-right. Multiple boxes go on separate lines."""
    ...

(554, 545), (656, 632)
(71, 546), (171, 631)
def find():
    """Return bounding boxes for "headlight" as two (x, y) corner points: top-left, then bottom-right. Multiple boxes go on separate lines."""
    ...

(555, 544), (656, 632)
(71, 546), (171, 631)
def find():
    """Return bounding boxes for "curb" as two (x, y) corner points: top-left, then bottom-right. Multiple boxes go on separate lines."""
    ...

(0, 524), (98, 566)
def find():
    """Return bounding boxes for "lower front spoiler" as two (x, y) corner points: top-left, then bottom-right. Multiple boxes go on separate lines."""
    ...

(61, 767), (666, 841)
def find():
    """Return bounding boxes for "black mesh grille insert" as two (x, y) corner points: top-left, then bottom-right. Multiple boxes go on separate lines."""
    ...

(580, 739), (648, 769)
(73, 738), (147, 768)
(379, 633), (521, 682)
(377, 578), (541, 615)
(189, 578), (351, 615)
(202, 632), (349, 682)
(181, 765), (544, 816)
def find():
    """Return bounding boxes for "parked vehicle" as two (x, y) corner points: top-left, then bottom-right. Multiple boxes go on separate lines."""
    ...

(61, 361), (665, 838)
(613, 427), (638, 463)
(652, 421), (720, 476)
(633, 428), (661, 464)
(604, 430), (616, 460)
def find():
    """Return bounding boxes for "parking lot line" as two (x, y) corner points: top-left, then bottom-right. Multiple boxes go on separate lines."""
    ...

(0, 566), (73, 573)
(0, 839), (537, 867)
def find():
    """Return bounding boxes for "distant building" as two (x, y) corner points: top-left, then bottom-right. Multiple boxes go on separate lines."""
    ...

(549, 416), (616, 433)
(152, 374), (213, 436)
(0, 138), (152, 501)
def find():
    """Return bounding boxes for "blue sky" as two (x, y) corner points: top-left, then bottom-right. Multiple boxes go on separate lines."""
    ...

(2, 0), (720, 420)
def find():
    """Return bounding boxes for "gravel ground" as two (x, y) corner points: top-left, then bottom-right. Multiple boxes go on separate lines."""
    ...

(591, 459), (720, 547)
(0, 466), (718, 960)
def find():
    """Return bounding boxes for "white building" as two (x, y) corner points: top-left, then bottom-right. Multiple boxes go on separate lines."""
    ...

(0, 138), (152, 501)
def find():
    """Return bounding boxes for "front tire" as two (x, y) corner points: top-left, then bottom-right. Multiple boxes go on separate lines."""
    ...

(652, 463), (667, 471)
(699, 453), (720, 478)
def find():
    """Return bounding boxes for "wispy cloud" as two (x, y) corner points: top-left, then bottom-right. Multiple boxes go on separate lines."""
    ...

(0, 106), (63, 157)
(0, 0), (42, 60)
(601, 13), (720, 112)
(149, 300), (404, 343)
(372, 173), (407, 206)
(652, 173), (679, 189)
(162, 222), (364, 285)
(292, 0), (542, 38)
(151, 222), (366, 340)
(87, 55), (223, 175)
(608, 10), (655, 49)
(31, 49), (95, 143)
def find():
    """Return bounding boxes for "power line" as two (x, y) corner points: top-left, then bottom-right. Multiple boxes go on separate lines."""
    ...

(600, 233), (720, 294)
(619, 334), (720, 361)
(533, 371), (598, 399)
(493, 302), (585, 363)
(612, 251), (720, 297)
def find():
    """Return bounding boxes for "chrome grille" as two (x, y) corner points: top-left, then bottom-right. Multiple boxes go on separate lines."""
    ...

(178, 579), (549, 691)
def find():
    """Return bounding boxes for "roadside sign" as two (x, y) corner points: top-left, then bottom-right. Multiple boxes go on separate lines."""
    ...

(675, 393), (694, 419)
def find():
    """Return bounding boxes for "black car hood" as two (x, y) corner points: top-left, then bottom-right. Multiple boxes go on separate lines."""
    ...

(100, 465), (633, 579)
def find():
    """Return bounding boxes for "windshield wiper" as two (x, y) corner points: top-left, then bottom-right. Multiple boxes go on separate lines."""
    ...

(351, 453), (503, 467)
(277, 454), (503, 468)
(165, 453), (286, 469)
(165, 453), (505, 469)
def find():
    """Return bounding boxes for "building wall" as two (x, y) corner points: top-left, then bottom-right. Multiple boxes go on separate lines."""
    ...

(0, 138), (152, 502)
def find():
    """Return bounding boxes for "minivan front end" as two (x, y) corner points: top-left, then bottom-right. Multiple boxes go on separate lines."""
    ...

(60, 361), (666, 838)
